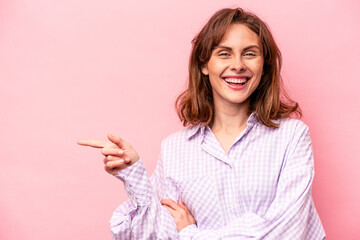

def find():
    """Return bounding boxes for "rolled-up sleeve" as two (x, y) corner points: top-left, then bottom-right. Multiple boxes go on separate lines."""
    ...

(110, 143), (180, 240)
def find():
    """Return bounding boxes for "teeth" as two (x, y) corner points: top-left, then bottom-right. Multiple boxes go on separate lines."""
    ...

(224, 78), (248, 84)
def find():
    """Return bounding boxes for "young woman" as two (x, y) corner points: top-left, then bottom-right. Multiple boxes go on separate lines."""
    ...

(78, 8), (326, 239)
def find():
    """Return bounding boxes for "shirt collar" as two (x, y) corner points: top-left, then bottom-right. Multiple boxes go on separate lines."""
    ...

(247, 112), (258, 126)
(185, 124), (204, 140)
(185, 112), (258, 140)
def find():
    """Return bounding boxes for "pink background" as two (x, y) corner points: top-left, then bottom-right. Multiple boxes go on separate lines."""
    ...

(1, 0), (359, 239)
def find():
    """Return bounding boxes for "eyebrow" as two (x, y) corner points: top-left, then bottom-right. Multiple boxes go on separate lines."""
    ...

(214, 45), (261, 51)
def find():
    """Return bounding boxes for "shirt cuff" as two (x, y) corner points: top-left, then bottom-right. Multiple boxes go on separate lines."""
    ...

(115, 159), (153, 206)
(178, 224), (198, 239)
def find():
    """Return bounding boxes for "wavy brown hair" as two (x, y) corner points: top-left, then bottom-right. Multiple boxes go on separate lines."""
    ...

(175, 8), (301, 128)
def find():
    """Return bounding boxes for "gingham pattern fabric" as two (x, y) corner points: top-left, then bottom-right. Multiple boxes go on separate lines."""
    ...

(111, 114), (326, 240)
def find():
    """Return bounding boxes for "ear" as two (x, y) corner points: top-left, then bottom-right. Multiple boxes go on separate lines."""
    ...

(201, 65), (209, 75)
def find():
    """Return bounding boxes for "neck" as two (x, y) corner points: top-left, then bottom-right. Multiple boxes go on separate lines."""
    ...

(211, 99), (250, 134)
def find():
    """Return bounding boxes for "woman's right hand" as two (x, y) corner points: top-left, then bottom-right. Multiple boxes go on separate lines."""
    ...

(77, 133), (140, 175)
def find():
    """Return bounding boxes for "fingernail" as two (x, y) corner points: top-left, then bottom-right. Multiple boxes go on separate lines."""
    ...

(118, 149), (124, 154)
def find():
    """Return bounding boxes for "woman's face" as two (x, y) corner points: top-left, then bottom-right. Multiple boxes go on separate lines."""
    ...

(202, 23), (264, 109)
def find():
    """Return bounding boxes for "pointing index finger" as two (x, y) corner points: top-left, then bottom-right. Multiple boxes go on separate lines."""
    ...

(77, 139), (106, 148)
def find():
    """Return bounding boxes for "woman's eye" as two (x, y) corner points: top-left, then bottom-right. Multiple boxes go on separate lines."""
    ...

(244, 52), (257, 57)
(218, 52), (230, 57)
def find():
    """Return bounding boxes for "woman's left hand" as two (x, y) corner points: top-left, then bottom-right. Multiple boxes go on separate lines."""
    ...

(160, 199), (196, 232)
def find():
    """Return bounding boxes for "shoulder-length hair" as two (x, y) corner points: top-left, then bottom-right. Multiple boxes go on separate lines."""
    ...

(175, 8), (301, 128)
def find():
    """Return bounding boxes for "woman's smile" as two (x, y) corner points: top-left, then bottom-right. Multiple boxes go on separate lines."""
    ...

(202, 23), (264, 107)
(222, 74), (252, 89)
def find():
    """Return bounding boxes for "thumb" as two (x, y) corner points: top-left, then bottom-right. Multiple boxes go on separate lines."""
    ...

(107, 133), (126, 148)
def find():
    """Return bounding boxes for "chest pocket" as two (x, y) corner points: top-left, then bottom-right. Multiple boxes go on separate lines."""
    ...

(176, 174), (224, 229)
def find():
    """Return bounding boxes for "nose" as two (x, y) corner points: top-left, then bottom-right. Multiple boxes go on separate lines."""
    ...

(230, 57), (246, 72)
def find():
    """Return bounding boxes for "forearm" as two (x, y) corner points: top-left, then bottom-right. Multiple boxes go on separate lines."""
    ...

(111, 159), (179, 240)
(178, 208), (311, 240)
(178, 213), (264, 240)
(110, 197), (179, 239)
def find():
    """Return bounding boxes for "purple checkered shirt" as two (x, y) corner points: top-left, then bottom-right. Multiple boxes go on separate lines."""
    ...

(110, 114), (326, 239)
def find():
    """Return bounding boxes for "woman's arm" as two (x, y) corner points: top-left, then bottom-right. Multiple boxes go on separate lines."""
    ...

(78, 134), (180, 239)
(170, 124), (325, 240)
(110, 159), (180, 240)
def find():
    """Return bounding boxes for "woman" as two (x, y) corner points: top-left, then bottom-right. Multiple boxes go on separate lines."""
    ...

(78, 8), (326, 239)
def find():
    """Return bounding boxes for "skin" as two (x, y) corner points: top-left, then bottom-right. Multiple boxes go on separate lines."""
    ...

(78, 23), (265, 233)
(77, 134), (195, 231)
(202, 23), (264, 153)
(160, 199), (196, 232)
(77, 133), (139, 175)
